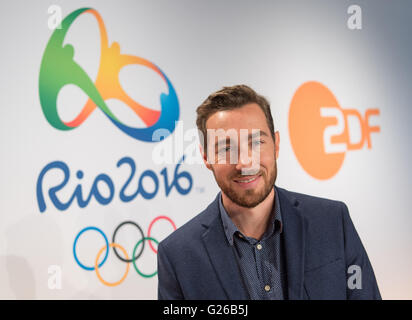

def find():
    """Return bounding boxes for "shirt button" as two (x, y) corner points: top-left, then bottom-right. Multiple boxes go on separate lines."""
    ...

(264, 285), (271, 292)
(256, 244), (262, 250)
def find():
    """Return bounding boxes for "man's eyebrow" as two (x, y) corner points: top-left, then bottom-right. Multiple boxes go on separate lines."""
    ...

(215, 137), (232, 148)
(249, 130), (268, 140)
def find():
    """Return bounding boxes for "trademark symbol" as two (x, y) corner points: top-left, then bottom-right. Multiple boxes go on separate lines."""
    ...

(195, 186), (205, 193)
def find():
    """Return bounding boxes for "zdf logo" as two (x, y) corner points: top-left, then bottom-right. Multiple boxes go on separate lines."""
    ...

(288, 81), (380, 180)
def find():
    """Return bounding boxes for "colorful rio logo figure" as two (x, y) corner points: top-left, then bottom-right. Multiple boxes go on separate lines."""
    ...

(39, 7), (179, 142)
(289, 81), (380, 180)
(73, 216), (176, 286)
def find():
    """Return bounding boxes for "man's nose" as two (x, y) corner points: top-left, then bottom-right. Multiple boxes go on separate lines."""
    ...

(235, 146), (260, 175)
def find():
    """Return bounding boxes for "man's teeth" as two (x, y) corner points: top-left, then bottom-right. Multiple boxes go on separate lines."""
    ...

(237, 176), (258, 183)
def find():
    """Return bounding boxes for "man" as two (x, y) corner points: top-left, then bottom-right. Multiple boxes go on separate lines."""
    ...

(157, 85), (381, 300)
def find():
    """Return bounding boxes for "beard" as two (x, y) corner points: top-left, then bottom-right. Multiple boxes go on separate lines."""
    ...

(212, 161), (277, 208)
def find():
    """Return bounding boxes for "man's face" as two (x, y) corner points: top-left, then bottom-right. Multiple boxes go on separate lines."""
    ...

(202, 103), (280, 208)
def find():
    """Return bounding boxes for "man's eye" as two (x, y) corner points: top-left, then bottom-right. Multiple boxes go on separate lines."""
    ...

(218, 146), (231, 154)
(252, 140), (264, 146)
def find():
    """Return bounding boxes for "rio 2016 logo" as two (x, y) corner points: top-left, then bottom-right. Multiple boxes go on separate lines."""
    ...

(39, 7), (179, 142)
(289, 81), (380, 180)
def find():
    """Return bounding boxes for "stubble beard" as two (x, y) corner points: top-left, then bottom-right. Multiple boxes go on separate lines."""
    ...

(213, 161), (277, 208)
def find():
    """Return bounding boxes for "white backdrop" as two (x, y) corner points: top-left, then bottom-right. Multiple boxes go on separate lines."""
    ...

(0, 0), (411, 299)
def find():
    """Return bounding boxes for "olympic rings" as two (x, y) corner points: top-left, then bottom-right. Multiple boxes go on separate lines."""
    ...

(95, 243), (130, 287)
(132, 237), (159, 278)
(73, 226), (109, 271)
(73, 216), (176, 286)
(147, 215), (176, 254)
(112, 221), (145, 263)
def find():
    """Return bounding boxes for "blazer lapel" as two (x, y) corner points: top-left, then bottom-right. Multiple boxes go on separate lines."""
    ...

(277, 187), (306, 300)
(201, 194), (248, 300)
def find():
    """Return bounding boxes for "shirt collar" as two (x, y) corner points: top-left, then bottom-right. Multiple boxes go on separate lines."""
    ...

(219, 185), (283, 246)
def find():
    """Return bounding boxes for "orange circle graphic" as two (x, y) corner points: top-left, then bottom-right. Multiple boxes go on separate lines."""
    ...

(95, 243), (130, 287)
(288, 81), (346, 180)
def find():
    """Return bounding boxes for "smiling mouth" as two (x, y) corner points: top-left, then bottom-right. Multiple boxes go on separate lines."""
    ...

(233, 174), (260, 183)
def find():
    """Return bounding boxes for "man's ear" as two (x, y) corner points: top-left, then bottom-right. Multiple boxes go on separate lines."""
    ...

(199, 143), (212, 170)
(275, 131), (280, 160)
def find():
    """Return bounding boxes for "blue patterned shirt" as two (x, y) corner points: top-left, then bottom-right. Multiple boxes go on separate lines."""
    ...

(219, 186), (287, 300)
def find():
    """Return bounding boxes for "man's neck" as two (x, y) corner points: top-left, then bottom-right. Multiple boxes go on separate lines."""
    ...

(221, 188), (275, 240)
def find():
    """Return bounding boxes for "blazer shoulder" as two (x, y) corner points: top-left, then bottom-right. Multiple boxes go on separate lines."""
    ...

(159, 194), (219, 250)
(278, 186), (347, 220)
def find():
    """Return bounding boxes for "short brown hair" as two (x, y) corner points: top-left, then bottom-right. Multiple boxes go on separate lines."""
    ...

(196, 84), (276, 150)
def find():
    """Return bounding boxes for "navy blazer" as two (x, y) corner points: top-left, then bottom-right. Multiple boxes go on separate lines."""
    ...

(157, 186), (381, 300)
